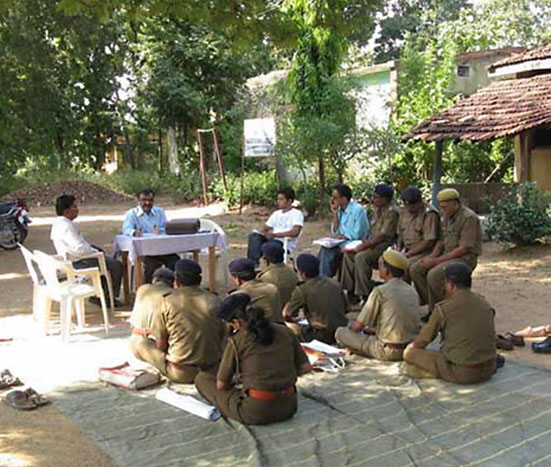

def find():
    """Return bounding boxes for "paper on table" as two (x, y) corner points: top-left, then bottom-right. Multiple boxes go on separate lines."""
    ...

(341, 240), (363, 252)
(313, 237), (345, 249)
(156, 388), (220, 421)
(302, 339), (346, 357)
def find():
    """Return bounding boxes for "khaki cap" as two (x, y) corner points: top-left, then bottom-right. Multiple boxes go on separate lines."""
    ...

(382, 249), (409, 270)
(437, 188), (460, 202)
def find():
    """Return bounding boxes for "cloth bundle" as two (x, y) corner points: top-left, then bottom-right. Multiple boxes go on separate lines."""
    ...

(165, 219), (200, 235)
(156, 388), (220, 421)
(98, 363), (160, 390)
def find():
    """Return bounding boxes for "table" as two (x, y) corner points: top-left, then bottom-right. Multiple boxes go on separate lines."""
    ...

(114, 232), (225, 304)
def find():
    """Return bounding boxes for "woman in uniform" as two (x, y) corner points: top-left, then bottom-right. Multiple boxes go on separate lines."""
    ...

(194, 294), (312, 425)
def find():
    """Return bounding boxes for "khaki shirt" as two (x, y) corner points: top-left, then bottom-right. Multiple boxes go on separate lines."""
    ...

(217, 324), (309, 391)
(234, 279), (283, 323)
(286, 276), (347, 334)
(258, 263), (298, 307)
(370, 203), (400, 242)
(357, 278), (421, 344)
(130, 282), (172, 329)
(398, 204), (440, 251)
(153, 286), (226, 366)
(418, 289), (496, 365)
(442, 206), (482, 258)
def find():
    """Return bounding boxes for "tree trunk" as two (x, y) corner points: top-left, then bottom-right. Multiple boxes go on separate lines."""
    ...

(431, 140), (444, 206)
(167, 126), (180, 175)
(158, 127), (163, 172)
(318, 156), (326, 217)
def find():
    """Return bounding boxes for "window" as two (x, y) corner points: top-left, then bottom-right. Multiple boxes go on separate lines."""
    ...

(457, 65), (470, 77)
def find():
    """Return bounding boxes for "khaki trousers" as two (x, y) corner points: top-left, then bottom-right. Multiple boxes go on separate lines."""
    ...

(410, 258), (477, 310)
(129, 336), (209, 384)
(335, 327), (405, 361)
(340, 244), (387, 297)
(403, 252), (429, 284)
(403, 347), (495, 384)
(195, 372), (298, 425)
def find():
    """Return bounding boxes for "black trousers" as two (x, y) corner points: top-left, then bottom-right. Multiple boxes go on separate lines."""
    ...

(318, 246), (342, 278)
(143, 254), (179, 283)
(73, 256), (123, 301)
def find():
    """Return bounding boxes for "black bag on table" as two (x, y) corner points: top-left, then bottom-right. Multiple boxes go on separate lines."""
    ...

(165, 219), (200, 235)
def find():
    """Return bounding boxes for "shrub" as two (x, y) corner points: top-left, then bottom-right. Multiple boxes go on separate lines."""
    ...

(211, 170), (278, 207)
(486, 182), (551, 245)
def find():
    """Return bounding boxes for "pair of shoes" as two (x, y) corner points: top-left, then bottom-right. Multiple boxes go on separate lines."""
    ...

(499, 332), (525, 347)
(4, 387), (49, 410)
(532, 336), (551, 354)
(0, 369), (23, 389)
(496, 335), (514, 351)
(495, 354), (506, 372)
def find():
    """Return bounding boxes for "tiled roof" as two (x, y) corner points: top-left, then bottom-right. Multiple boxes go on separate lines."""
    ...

(490, 44), (551, 71)
(404, 73), (551, 142)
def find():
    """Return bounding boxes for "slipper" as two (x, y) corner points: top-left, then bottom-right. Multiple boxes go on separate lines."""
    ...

(4, 390), (37, 410)
(24, 388), (49, 407)
(0, 369), (23, 389)
(496, 335), (514, 351)
(505, 332), (525, 347)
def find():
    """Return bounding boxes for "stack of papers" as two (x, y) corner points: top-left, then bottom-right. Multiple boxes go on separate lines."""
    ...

(156, 388), (220, 421)
(341, 240), (363, 252)
(301, 340), (346, 373)
(313, 237), (346, 249)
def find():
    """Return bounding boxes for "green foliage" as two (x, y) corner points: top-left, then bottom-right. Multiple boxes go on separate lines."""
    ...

(211, 170), (279, 207)
(486, 183), (551, 245)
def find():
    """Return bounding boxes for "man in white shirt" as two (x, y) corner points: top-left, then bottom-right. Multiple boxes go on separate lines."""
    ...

(50, 194), (123, 306)
(247, 187), (304, 266)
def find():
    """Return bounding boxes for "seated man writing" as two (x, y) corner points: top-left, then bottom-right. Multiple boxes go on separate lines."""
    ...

(335, 250), (421, 361)
(229, 258), (283, 323)
(283, 253), (348, 344)
(129, 267), (174, 359)
(50, 194), (123, 306)
(318, 184), (369, 277)
(247, 187), (304, 266)
(257, 241), (298, 307)
(131, 259), (226, 383)
(403, 262), (497, 384)
(122, 187), (179, 283)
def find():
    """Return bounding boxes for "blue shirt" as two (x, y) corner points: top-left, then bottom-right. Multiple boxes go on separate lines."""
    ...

(122, 206), (168, 236)
(332, 200), (370, 247)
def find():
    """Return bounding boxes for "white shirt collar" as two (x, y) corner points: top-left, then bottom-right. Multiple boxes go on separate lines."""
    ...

(135, 205), (156, 217)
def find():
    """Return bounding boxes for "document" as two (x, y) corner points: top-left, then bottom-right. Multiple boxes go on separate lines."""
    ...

(156, 388), (220, 421)
(313, 237), (346, 249)
(341, 240), (363, 252)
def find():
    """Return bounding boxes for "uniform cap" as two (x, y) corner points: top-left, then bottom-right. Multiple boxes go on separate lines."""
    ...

(296, 253), (320, 277)
(216, 293), (251, 321)
(261, 241), (284, 263)
(229, 258), (256, 275)
(382, 249), (409, 270)
(437, 188), (460, 202)
(374, 183), (394, 200)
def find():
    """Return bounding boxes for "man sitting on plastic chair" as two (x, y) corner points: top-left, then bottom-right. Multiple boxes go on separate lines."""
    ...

(50, 194), (123, 308)
(247, 187), (304, 267)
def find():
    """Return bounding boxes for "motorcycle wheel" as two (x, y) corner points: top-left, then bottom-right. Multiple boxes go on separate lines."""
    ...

(0, 220), (24, 250)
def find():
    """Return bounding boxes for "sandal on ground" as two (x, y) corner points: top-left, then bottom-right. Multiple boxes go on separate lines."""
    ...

(496, 335), (514, 351)
(4, 390), (37, 410)
(0, 369), (23, 390)
(505, 332), (525, 347)
(24, 388), (49, 407)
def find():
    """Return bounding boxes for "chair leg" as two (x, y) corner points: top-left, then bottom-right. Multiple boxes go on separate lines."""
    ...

(75, 299), (85, 328)
(104, 273), (115, 314)
(99, 292), (110, 336)
(60, 297), (73, 342)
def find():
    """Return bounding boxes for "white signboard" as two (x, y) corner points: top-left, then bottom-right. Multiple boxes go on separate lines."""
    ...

(244, 118), (276, 157)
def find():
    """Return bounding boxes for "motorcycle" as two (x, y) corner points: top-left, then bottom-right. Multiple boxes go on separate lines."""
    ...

(0, 199), (31, 250)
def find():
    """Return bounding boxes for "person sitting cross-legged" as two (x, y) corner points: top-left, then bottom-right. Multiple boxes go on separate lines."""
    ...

(403, 262), (497, 384)
(195, 293), (312, 425)
(229, 258), (283, 323)
(335, 250), (421, 361)
(257, 241), (298, 308)
(131, 259), (226, 384)
(283, 254), (347, 344)
(247, 187), (304, 266)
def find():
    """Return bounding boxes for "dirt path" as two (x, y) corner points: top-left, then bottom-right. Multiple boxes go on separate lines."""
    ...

(1, 201), (550, 466)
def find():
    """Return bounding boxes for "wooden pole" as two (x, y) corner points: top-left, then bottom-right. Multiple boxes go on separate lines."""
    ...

(239, 134), (245, 215)
(213, 130), (228, 192)
(197, 130), (210, 205)
(432, 140), (444, 206)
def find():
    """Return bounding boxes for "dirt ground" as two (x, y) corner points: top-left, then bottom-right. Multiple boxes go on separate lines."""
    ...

(1, 199), (550, 466)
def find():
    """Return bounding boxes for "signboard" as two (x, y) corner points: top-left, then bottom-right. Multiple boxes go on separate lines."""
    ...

(244, 118), (276, 157)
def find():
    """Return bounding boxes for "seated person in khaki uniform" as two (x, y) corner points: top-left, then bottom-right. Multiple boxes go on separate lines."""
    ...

(131, 259), (226, 384)
(396, 186), (440, 281)
(335, 250), (421, 361)
(257, 241), (298, 307)
(195, 294), (312, 425)
(229, 258), (283, 323)
(283, 254), (347, 344)
(410, 188), (482, 313)
(129, 267), (174, 358)
(340, 184), (399, 304)
(403, 262), (497, 384)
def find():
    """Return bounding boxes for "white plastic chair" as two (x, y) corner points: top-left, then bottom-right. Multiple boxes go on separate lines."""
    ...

(283, 228), (302, 266)
(199, 218), (229, 286)
(33, 250), (110, 342)
(64, 251), (115, 314)
(19, 244), (53, 324)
